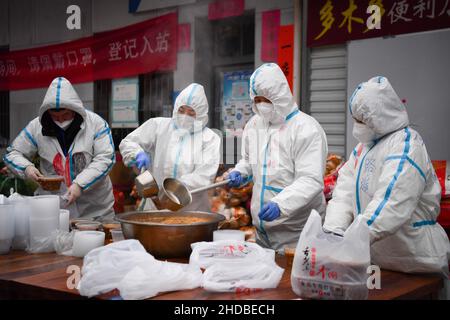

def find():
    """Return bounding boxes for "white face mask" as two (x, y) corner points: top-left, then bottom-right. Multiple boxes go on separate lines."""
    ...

(175, 113), (197, 131)
(352, 122), (377, 144)
(256, 102), (274, 122)
(55, 119), (73, 130)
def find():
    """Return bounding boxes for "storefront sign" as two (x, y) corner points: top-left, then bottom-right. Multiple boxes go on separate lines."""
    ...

(111, 77), (140, 128)
(208, 0), (245, 20)
(0, 12), (177, 91)
(308, 0), (450, 47)
(278, 25), (294, 92)
(261, 10), (281, 62)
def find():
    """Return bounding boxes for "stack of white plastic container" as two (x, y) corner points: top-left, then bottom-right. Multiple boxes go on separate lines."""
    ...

(0, 194), (67, 255)
(28, 195), (60, 253)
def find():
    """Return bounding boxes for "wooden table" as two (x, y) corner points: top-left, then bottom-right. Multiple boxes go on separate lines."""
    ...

(0, 250), (443, 300)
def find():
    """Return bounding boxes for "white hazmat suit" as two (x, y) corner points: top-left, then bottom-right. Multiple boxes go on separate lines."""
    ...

(234, 63), (328, 252)
(4, 77), (115, 219)
(119, 83), (220, 212)
(324, 76), (450, 276)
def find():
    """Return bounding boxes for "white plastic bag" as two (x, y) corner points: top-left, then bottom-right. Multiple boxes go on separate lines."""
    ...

(190, 240), (283, 293)
(202, 261), (284, 293)
(78, 240), (202, 299)
(189, 240), (274, 269)
(53, 230), (75, 256)
(26, 230), (58, 253)
(118, 261), (202, 300)
(291, 210), (370, 300)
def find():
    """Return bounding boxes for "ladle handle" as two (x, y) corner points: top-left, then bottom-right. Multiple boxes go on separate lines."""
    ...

(190, 174), (250, 195)
(190, 179), (231, 195)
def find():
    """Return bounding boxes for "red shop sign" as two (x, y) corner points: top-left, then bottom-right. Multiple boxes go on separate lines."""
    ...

(308, 0), (450, 47)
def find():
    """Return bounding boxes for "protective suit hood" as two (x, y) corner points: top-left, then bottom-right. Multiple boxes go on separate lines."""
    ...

(172, 83), (209, 128)
(249, 63), (297, 122)
(39, 77), (87, 123)
(349, 76), (409, 138)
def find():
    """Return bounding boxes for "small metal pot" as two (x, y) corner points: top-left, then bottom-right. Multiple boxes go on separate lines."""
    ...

(135, 169), (159, 198)
(157, 178), (192, 211)
(158, 178), (231, 211)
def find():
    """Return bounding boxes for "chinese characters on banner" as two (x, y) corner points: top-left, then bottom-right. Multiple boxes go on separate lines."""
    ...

(208, 0), (245, 20)
(0, 12), (177, 91)
(261, 10), (281, 62)
(308, 0), (450, 47)
(278, 25), (294, 93)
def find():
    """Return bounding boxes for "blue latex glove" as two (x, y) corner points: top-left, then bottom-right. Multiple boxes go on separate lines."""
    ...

(228, 171), (243, 187)
(135, 151), (151, 170)
(258, 201), (280, 222)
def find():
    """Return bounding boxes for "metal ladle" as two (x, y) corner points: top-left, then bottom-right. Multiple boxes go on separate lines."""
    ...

(135, 168), (160, 211)
(158, 178), (233, 211)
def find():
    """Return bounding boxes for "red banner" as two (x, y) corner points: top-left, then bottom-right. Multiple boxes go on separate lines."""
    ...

(308, 0), (450, 47)
(0, 12), (178, 91)
(278, 25), (294, 92)
(208, 0), (245, 20)
(261, 10), (281, 62)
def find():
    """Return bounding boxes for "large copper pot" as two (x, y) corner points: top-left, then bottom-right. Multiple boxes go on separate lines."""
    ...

(114, 210), (225, 258)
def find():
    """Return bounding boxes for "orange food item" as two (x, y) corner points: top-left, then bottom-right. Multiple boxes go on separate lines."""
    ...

(128, 215), (209, 225)
(240, 226), (256, 242)
(38, 176), (64, 191)
(325, 154), (343, 176)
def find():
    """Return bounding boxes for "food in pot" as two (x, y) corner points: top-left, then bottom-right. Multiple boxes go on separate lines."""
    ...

(38, 176), (64, 191)
(75, 221), (102, 231)
(127, 214), (210, 225)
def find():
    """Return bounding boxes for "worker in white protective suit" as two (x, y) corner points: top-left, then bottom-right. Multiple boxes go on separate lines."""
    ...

(227, 63), (328, 252)
(119, 83), (221, 212)
(3, 77), (115, 219)
(324, 76), (450, 277)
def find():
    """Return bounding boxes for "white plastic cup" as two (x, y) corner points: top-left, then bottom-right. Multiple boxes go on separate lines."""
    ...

(29, 195), (60, 251)
(110, 229), (124, 242)
(10, 199), (31, 250)
(213, 230), (246, 242)
(59, 209), (70, 233)
(0, 204), (15, 254)
(30, 195), (60, 219)
(72, 231), (105, 257)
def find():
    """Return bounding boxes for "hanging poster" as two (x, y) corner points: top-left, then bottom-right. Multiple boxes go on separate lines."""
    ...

(111, 77), (139, 128)
(221, 70), (253, 137)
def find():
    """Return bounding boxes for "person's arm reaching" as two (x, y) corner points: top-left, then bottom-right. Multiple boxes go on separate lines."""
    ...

(119, 118), (159, 169)
(72, 120), (115, 191)
(3, 121), (40, 180)
(362, 136), (427, 244)
(178, 132), (221, 190)
(270, 127), (327, 217)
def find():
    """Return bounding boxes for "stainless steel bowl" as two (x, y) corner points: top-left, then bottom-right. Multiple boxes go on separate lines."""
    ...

(135, 170), (159, 198)
(114, 210), (225, 258)
(158, 178), (192, 211)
